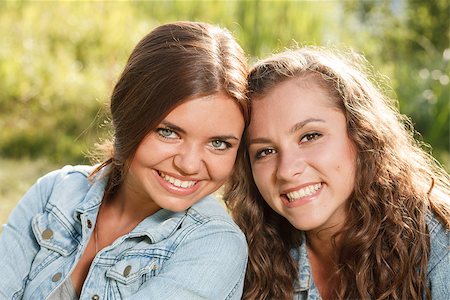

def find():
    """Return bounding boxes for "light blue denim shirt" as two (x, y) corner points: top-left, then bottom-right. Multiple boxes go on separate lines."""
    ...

(0, 165), (248, 300)
(291, 214), (450, 300)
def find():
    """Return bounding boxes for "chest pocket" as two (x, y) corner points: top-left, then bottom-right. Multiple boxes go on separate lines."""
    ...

(105, 253), (163, 298)
(29, 212), (79, 280)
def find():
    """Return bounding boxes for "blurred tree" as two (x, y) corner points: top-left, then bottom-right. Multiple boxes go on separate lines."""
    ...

(0, 2), (146, 163)
(340, 0), (449, 169)
(0, 0), (447, 169)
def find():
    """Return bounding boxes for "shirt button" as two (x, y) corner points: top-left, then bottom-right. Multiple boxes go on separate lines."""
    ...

(92, 294), (100, 300)
(42, 229), (53, 240)
(51, 272), (62, 282)
(123, 265), (132, 277)
(87, 219), (93, 228)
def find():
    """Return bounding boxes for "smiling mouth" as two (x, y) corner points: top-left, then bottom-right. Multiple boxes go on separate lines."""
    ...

(157, 171), (197, 189)
(284, 183), (322, 202)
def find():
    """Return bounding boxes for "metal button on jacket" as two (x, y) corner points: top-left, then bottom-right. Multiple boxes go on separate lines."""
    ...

(123, 265), (132, 277)
(51, 272), (62, 282)
(92, 294), (100, 300)
(42, 229), (53, 240)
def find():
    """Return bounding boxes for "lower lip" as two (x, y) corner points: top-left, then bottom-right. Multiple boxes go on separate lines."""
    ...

(153, 170), (201, 196)
(281, 186), (322, 208)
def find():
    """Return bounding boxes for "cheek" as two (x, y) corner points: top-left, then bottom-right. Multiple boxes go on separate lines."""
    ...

(250, 163), (272, 195)
(135, 136), (175, 162)
(209, 151), (240, 181)
(334, 144), (357, 193)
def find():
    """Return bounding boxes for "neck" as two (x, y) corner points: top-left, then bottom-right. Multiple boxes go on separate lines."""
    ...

(111, 181), (161, 222)
(306, 229), (342, 300)
(306, 231), (337, 265)
(94, 191), (153, 252)
(306, 217), (345, 259)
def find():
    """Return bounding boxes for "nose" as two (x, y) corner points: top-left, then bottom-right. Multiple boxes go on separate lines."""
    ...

(275, 149), (305, 182)
(173, 143), (203, 175)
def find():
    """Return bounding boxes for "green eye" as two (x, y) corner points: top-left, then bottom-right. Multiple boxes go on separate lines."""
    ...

(210, 140), (230, 150)
(156, 128), (178, 139)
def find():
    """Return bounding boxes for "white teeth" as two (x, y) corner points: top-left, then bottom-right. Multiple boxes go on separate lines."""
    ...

(159, 172), (196, 188)
(180, 181), (190, 188)
(286, 183), (322, 202)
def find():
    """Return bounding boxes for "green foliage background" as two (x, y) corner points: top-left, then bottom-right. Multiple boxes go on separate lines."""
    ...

(0, 0), (449, 210)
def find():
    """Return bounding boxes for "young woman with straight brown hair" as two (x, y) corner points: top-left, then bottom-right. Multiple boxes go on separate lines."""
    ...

(0, 21), (249, 299)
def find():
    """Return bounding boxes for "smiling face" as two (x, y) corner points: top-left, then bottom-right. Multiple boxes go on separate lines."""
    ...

(121, 93), (244, 214)
(247, 77), (357, 235)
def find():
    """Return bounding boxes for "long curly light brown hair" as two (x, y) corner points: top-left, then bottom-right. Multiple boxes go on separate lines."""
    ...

(224, 47), (450, 299)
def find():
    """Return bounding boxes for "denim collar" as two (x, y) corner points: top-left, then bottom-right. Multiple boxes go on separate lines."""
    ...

(292, 232), (313, 292)
(72, 166), (188, 244)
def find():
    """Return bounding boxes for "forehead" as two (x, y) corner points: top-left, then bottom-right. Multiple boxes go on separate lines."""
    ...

(167, 93), (240, 117)
(251, 77), (333, 114)
(164, 93), (244, 133)
(248, 77), (342, 135)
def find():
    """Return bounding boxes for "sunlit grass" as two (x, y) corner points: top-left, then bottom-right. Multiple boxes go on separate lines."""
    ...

(0, 158), (59, 232)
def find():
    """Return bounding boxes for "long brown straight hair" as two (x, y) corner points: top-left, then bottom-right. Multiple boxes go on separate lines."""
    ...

(90, 21), (249, 199)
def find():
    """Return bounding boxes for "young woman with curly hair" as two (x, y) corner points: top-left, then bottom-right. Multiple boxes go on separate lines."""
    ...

(225, 47), (450, 299)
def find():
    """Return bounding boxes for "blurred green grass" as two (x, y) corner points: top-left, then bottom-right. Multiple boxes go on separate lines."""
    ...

(0, 158), (58, 231)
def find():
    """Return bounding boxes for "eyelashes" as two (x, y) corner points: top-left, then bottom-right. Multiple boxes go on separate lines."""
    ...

(156, 127), (179, 139)
(252, 132), (322, 160)
(300, 132), (321, 143)
(254, 148), (277, 159)
(156, 127), (233, 151)
(210, 140), (232, 151)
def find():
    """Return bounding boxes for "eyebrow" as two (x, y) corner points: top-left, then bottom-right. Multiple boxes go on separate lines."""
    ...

(161, 121), (186, 134)
(211, 135), (241, 142)
(160, 121), (240, 141)
(289, 118), (325, 134)
(248, 118), (325, 145)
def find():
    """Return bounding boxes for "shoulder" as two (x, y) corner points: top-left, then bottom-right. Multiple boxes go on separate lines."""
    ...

(35, 165), (106, 210)
(188, 195), (242, 230)
(182, 194), (247, 246)
(35, 165), (91, 196)
(426, 212), (450, 297)
(427, 212), (449, 243)
(427, 213), (450, 271)
(18, 165), (94, 205)
(37, 165), (93, 187)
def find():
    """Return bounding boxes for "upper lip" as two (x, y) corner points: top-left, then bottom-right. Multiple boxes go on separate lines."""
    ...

(156, 170), (202, 182)
(280, 182), (320, 195)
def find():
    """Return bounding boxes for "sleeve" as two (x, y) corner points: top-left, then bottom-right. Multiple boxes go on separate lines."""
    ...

(133, 220), (248, 300)
(429, 250), (450, 299)
(427, 221), (450, 299)
(0, 170), (60, 299)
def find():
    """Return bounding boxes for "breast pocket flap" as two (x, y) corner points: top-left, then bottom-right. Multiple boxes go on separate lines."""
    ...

(106, 256), (159, 285)
(31, 213), (78, 256)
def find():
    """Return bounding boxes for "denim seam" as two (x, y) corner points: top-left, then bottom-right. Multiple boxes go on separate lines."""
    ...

(225, 264), (245, 300)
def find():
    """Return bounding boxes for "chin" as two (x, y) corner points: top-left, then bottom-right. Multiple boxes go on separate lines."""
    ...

(288, 219), (321, 232)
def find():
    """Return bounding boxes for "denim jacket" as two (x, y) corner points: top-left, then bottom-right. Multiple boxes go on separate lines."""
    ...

(0, 165), (248, 300)
(291, 214), (450, 299)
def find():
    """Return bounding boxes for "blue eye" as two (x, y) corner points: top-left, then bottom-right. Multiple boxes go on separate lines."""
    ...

(156, 128), (178, 139)
(255, 148), (276, 159)
(210, 140), (231, 151)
